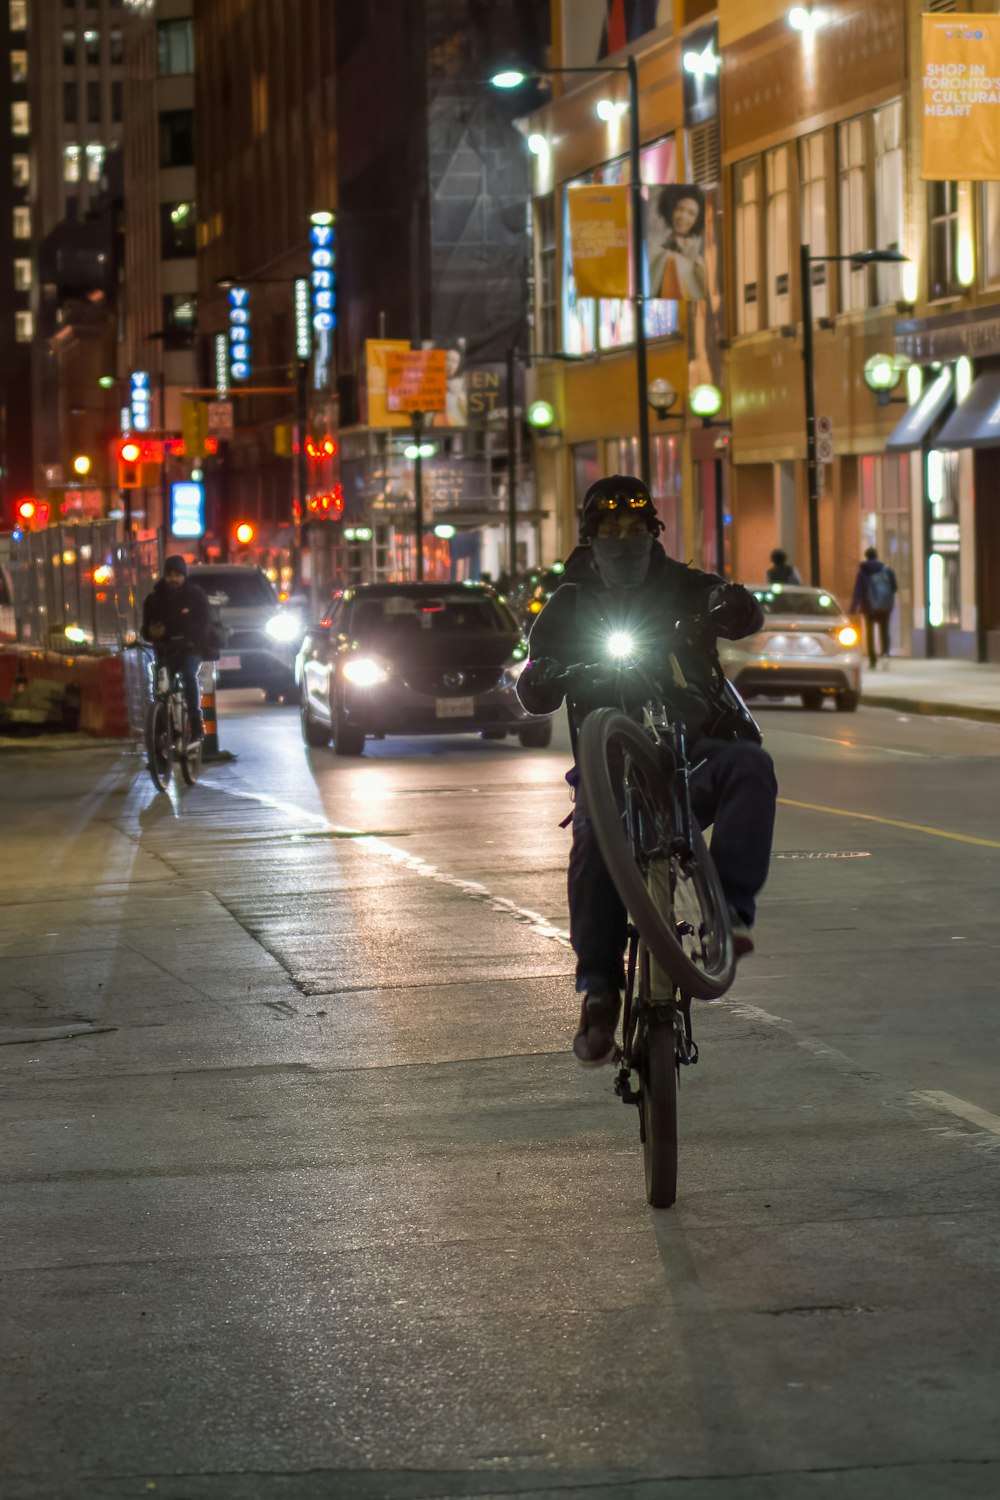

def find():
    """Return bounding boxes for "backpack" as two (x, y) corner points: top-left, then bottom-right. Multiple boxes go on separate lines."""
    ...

(867, 566), (895, 613)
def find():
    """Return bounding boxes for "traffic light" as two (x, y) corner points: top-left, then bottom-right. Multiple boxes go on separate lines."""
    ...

(234, 521), (255, 546)
(14, 498), (50, 531)
(118, 439), (142, 488)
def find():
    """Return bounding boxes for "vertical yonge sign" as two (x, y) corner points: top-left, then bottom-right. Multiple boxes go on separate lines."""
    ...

(229, 286), (252, 382)
(310, 214), (336, 334)
(294, 277), (311, 361)
(130, 370), (151, 431)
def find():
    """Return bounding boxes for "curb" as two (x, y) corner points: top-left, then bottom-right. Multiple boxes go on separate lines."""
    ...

(861, 692), (1000, 726)
(0, 735), (138, 754)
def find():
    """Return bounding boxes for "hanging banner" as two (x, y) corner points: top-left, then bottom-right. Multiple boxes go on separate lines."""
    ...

(646, 184), (708, 300)
(364, 339), (411, 429)
(567, 184), (629, 298)
(922, 13), (1000, 180)
(385, 348), (447, 414)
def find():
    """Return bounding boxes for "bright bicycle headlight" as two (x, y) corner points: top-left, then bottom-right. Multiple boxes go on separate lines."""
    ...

(342, 655), (389, 688)
(607, 631), (636, 659)
(265, 612), (301, 643)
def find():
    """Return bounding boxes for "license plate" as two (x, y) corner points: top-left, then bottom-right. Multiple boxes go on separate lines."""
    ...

(218, 654), (241, 671)
(435, 696), (475, 718)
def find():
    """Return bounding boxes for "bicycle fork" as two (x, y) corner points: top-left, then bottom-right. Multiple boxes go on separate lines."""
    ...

(614, 925), (699, 1113)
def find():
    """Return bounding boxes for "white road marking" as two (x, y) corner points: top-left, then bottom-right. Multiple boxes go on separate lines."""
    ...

(912, 1091), (1000, 1137)
(203, 781), (572, 948)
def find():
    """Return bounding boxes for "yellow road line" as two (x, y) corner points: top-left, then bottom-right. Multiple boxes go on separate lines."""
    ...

(778, 796), (1000, 850)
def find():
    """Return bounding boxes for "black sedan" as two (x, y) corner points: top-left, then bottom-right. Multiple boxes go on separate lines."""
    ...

(295, 582), (554, 755)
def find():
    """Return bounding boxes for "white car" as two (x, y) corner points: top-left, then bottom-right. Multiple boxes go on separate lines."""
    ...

(187, 564), (299, 701)
(719, 584), (863, 712)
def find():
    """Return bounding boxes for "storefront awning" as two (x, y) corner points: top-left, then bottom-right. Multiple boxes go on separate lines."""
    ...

(933, 371), (1000, 450)
(885, 367), (953, 451)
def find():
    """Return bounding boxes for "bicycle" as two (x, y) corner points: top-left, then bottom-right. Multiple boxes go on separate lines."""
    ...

(574, 630), (746, 1207)
(146, 652), (201, 792)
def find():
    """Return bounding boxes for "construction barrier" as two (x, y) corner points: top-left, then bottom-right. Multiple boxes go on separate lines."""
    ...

(0, 645), (133, 738)
(199, 662), (220, 758)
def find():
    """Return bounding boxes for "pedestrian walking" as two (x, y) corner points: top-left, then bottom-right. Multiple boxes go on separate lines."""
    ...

(766, 549), (802, 585)
(850, 546), (898, 669)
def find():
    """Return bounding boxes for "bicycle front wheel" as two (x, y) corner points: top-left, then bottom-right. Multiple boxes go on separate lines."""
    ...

(146, 699), (173, 792)
(640, 1007), (678, 1209)
(578, 709), (735, 1000)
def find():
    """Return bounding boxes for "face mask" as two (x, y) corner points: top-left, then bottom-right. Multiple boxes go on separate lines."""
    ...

(591, 533), (653, 589)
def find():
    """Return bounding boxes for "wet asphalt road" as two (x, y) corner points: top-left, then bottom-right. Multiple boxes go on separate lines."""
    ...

(2, 693), (1000, 1498)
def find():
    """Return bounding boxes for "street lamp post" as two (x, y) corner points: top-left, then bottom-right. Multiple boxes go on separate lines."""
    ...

(491, 58), (650, 488)
(799, 244), (907, 585)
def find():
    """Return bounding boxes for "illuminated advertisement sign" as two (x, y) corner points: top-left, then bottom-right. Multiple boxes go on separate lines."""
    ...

(215, 333), (229, 399)
(130, 370), (151, 432)
(229, 286), (251, 382)
(170, 481), (205, 539)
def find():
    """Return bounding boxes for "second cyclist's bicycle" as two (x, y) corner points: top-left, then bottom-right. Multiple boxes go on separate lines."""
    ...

(146, 654), (201, 792)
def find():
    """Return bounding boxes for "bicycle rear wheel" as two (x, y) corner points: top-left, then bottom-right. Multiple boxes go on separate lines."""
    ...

(640, 1006), (678, 1209)
(179, 711), (201, 785)
(578, 708), (734, 1000)
(146, 699), (173, 792)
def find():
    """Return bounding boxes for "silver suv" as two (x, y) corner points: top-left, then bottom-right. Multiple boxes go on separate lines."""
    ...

(187, 564), (299, 701)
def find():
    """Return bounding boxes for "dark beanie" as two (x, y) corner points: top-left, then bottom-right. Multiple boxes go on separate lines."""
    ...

(164, 555), (188, 576)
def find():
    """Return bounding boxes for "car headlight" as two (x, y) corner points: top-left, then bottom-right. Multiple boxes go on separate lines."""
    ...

(342, 655), (389, 687)
(265, 612), (301, 643)
(837, 625), (860, 647)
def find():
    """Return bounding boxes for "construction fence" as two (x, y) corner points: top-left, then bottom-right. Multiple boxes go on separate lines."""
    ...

(6, 522), (164, 650)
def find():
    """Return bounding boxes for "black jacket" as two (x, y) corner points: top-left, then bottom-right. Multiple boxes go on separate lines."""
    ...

(516, 542), (764, 742)
(141, 578), (212, 656)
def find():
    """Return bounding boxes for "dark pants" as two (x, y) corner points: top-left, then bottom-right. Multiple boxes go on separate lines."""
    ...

(160, 652), (204, 736)
(864, 610), (891, 669)
(568, 738), (777, 994)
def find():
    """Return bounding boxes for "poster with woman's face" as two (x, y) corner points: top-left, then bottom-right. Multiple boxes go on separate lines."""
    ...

(646, 184), (708, 302)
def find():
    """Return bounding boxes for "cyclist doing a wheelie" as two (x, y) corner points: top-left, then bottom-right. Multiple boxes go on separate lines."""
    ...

(516, 475), (778, 1066)
(141, 555), (211, 746)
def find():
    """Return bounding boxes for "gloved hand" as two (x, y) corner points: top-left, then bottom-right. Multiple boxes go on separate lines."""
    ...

(524, 656), (568, 688)
(516, 656), (568, 715)
(707, 582), (763, 637)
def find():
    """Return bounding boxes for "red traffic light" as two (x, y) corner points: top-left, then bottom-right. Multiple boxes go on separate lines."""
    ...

(16, 498), (36, 523)
(119, 439), (141, 464)
(234, 521), (255, 545)
(307, 486), (344, 519)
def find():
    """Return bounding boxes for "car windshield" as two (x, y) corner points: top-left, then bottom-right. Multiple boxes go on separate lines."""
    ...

(349, 592), (517, 638)
(191, 572), (276, 608)
(753, 587), (843, 618)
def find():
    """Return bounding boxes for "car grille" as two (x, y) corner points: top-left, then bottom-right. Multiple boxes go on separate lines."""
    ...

(403, 667), (504, 696)
(226, 629), (269, 650)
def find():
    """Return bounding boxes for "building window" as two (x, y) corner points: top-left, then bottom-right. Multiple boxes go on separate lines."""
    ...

(981, 182), (1000, 287)
(63, 143), (81, 182)
(926, 448), (960, 627)
(12, 153), (29, 187)
(161, 200), (196, 258)
(13, 205), (30, 238)
(111, 81), (122, 121)
(63, 81), (77, 122)
(765, 146), (791, 326)
(928, 181), (960, 300)
(159, 108), (193, 167)
(838, 116), (869, 311)
(162, 293), (196, 349)
(87, 81), (100, 123)
(874, 100), (904, 304)
(15, 310), (33, 341)
(799, 132), (829, 320)
(12, 99), (29, 135)
(62, 27), (75, 64)
(83, 28), (99, 65)
(85, 142), (105, 182)
(734, 157), (760, 334)
(535, 194), (557, 356)
(11, 49), (27, 82)
(109, 25), (124, 64)
(13, 258), (31, 291)
(157, 18), (194, 75)
(10, 0), (27, 30)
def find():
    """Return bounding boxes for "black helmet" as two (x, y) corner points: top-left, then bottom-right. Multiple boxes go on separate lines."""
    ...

(579, 474), (660, 539)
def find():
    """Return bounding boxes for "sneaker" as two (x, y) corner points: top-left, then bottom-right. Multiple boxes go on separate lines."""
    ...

(572, 991), (620, 1067)
(728, 908), (755, 959)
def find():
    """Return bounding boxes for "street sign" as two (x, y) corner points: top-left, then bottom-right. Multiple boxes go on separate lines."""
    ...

(817, 436), (835, 464)
(182, 400), (209, 458)
(207, 401), (234, 440)
(816, 414), (834, 439)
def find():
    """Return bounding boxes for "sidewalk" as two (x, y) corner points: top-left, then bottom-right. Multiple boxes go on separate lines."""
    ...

(860, 657), (1000, 723)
